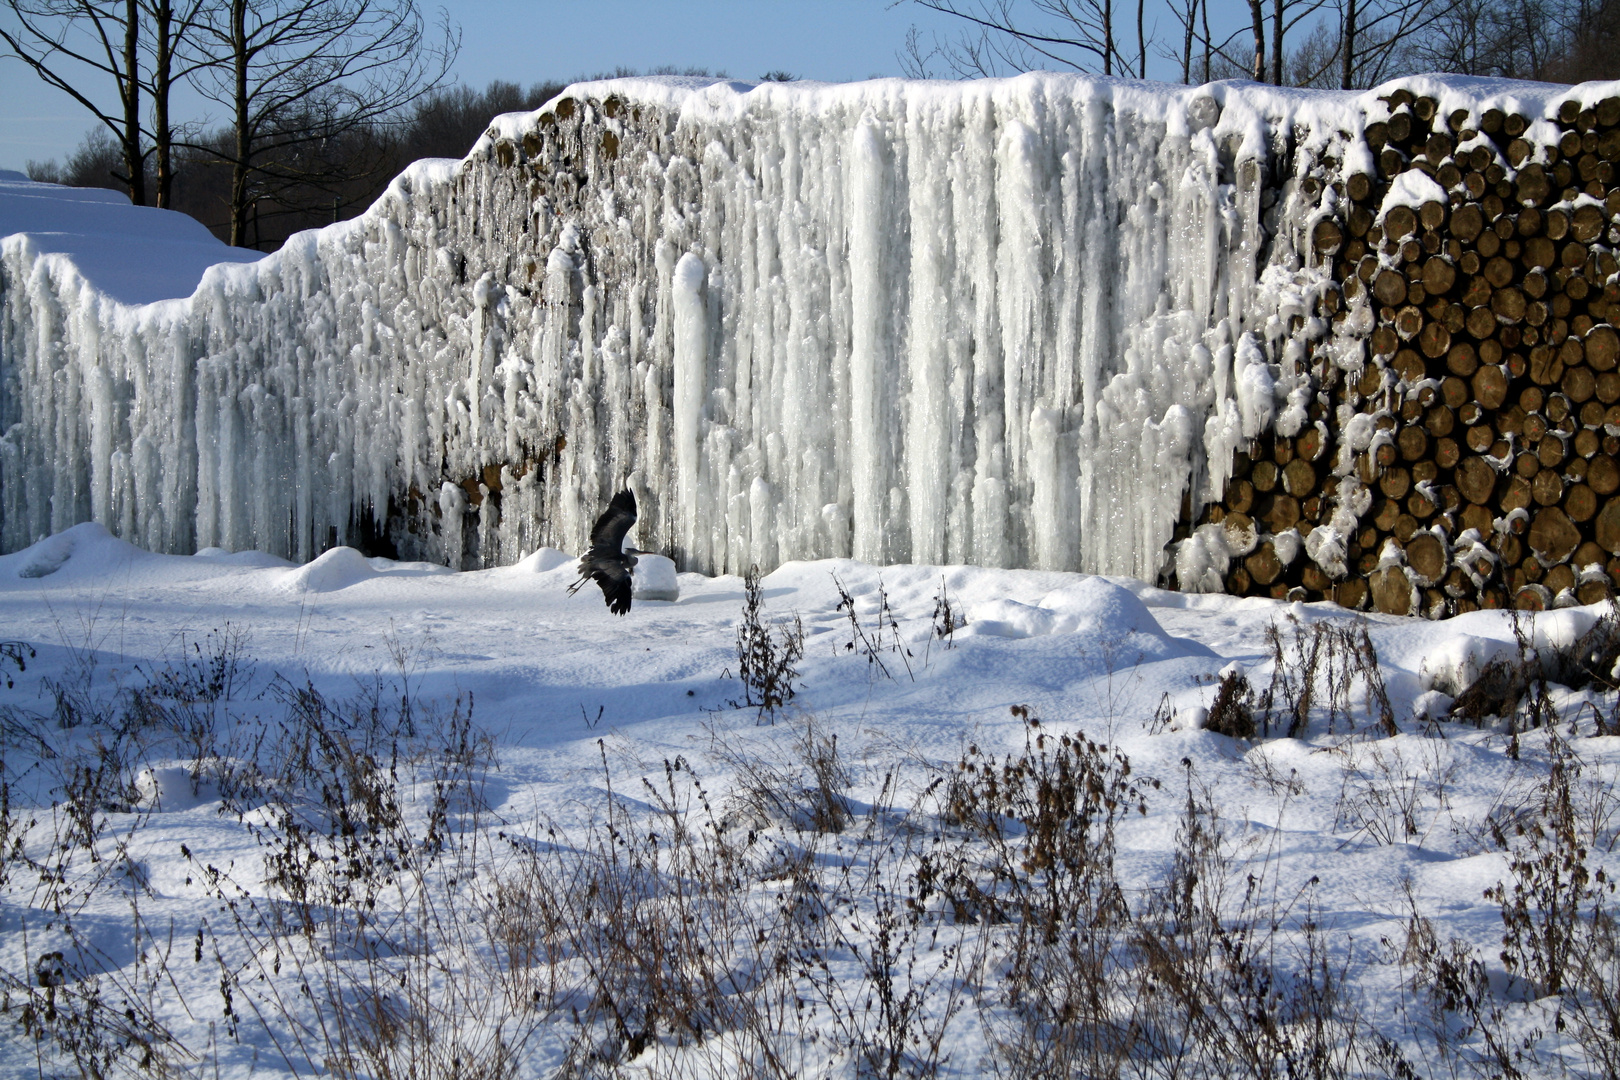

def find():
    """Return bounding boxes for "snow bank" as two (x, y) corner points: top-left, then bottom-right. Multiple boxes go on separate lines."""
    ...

(0, 170), (263, 306)
(4, 75), (1608, 582)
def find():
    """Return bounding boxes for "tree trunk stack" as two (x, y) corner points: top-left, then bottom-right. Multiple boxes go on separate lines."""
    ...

(1180, 89), (1620, 617)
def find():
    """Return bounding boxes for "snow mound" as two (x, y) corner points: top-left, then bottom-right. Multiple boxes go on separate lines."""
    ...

(1418, 634), (1519, 695)
(965, 576), (1197, 660)
(0, 521), (143, 581)
(192, 547), (295, 568)
(281, 547), (454, 591)
(282, 546), (376, 592)
(632, 554), (680, 602)
(0, 170), (263, 305)
(514, 548), (573, 573)
(965, 599), (1058, 639)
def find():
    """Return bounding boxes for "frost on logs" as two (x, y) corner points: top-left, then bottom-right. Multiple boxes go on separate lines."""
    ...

(1, 74), (1400, 578)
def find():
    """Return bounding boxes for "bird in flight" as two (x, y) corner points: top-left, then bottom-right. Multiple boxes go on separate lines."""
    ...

(568, 489), (644, 615)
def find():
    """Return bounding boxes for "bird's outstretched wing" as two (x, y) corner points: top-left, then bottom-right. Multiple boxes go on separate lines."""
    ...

(567, 489), (639, 615)
(588, 489), (637, 557)
(582, 560), (635, 615)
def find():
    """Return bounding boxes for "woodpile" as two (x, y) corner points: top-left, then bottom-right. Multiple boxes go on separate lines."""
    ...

(1180, 89), (1620, 617)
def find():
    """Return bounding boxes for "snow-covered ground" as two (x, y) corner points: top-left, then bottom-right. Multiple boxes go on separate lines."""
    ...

(0, 523), (1615, 1077)
(0, 169), (263, 305)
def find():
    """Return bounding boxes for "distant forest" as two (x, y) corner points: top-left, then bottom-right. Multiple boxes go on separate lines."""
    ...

(27, 79), (565, 252)
(20, 0), (1620, 252)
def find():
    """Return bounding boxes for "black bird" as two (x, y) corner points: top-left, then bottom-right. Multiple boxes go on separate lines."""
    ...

(567, 489), (643, 615)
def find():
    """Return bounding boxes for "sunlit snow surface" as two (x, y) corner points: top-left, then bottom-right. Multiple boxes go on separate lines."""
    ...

(0, 170), (263, 305)
(0, 523), (1615, 1075)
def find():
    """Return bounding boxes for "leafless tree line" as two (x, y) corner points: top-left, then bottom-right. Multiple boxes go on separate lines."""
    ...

(901, 0), (1620, 88)
(3, 0), (459, 247)
(25, 77), (567, 250)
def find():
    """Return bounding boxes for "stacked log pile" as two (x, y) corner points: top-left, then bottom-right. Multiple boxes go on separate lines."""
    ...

(1183, 89), (1620, 617)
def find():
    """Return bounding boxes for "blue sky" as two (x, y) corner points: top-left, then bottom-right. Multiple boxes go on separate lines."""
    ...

(1, 0), (1264, 175)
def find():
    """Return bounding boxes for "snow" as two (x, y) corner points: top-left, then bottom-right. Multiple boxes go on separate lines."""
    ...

(0, 170), (262, 305)
(1378, 168), (1447, 216)
(0, 524), (1616, 1076)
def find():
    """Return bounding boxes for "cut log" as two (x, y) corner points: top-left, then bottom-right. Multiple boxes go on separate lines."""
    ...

(1597, 498), (1620, 554)
(1493, 286), (1528, 323)
(1419, 321), (1451, 358)
(1566, 482), (1598, 521)
(1529, 345), (1565, 384)
(1452, 202), (1484, 241)
(1516, 584), (1552, 611)
(1466, 305), (1497, 341)
(1381, 466), (1412, 499)
(1313, 218), (1345, 256)
(1530, 505), (1582, 563)
(1472, 364), (1509, 408)
(1259, 493), (1301, 532)
(1386, 204), (1419, 239)
(1457, 456), (1497, 504)
(1575, 540), (1606, 569)
(1228, 478), (1255, 513)
(1283, 458), (1317, 496)
(1538, 435), (1567, 468)
(1407, 532), (1448, 585)
(1396, 307), (1426, 340)
(1423, 258), (1457, 295)
(1587, 325), (1620, 370)
(1445, 343), (1478, 377)
(1577, 580), (1612, 604)
(1545, 563), (1576, 596)
(1484, 256), (1516, 288)
(1397, 426), (1429, 460)
(1246, 542), (1284, 585)
(1374, 269), (1409, 306)
(1532, 469), (1565, 505)
(1564, 365), (1597, 403)
(1370, 565), (1415, 615)
(1589, 454), (1620, 495)
(1334, 579), (1370, 609)
(1461, 503), (1494, 535)
(1573, 203), (1607, 242)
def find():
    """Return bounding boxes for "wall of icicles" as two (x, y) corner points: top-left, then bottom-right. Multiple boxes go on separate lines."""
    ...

(1, 74), (1375, 578)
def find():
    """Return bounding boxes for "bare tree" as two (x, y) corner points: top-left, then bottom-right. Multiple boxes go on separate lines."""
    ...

(1247, 0), (1265, 78)
(1271, 0), (1327, 81)
(1334, 0), (1459, 88)
(898, 0), (1148, 79)
(3, 0), (147, 204)
(183, 0), (456, 247)
(1159, 0), (1200, 80)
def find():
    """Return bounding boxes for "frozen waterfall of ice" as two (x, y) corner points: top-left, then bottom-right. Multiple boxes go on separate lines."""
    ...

(1, 74), (1579, 580)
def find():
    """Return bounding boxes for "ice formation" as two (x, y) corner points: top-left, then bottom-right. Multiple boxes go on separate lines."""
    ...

(0, 75), (1590, 579)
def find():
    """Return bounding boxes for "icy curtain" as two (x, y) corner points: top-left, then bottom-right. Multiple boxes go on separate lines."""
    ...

(0, 76), (1327, 577)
